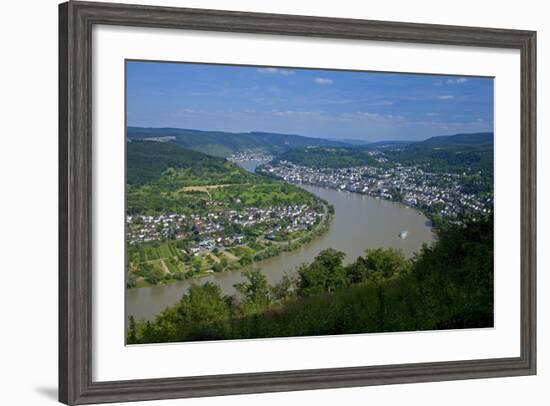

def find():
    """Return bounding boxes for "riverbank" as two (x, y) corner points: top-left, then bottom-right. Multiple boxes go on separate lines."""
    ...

(128, 197), (333, 289)
(291, 179), (440, 231)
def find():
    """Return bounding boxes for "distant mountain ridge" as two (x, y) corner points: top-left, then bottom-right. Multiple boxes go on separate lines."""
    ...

(272, 146), (377, 168)
(128, 127), (493, 157)
(364, 140), (413, 150)
(389, 131), (494, 174)
(127, 127), (349, 157)
(272, 131), (494, 173)
(420, 132), (494, 147)
(328, 138), (371, 146)
(363, 133), (493, 151)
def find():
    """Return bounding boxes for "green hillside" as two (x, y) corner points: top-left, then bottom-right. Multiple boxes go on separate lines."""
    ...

(273, 132), (494, 174)
(126, 140), (329, 287)
(273, 146), (378, 168)
(127, 141), (320, 215)
(390, 132), (494, 174)
(127, 140), (237, 185)
(420, 132), (493, 147)
(127, 127), (349, 157)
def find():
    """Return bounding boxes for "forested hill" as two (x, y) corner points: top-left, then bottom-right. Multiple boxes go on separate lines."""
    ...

(419, 132), (493, 147)
(273, 132), (494, 174)
(126, 140), (320, 217)
(127, 127), (349, 157)
(127, 140), (246, 185)
(389, 132), (494, 174)
(273, 147), (378, 168)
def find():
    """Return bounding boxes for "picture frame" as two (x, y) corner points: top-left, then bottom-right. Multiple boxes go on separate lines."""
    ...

(59, 1), (537, 404)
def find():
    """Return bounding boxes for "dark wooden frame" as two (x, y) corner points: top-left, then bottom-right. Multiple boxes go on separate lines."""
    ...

(59, 1), (537, 404)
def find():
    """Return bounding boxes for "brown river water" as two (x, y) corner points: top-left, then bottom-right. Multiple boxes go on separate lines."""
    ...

(126, 162), (435, 321)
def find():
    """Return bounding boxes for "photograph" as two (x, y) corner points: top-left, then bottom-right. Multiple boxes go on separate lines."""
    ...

(1, 0), (543, 404)
(125, 61), (495, 344)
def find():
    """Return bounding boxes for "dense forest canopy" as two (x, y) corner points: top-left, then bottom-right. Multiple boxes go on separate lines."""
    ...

(127, 140), (238, 185)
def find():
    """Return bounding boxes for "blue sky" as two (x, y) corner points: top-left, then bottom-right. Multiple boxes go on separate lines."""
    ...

(126, 60), (493, 142)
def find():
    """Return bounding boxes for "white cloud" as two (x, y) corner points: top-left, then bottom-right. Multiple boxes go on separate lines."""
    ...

(271, 110), (319, 117)
(446, 77), (468, 85)
(268, 109), (407, 127)
(365, 100), (394, 106)
(257, 67), (295, 76)
(337, 111), (405, 124)
(314, 77), (333, 85)
(437, 95), (454, 100)
(168, 108), (195, 117)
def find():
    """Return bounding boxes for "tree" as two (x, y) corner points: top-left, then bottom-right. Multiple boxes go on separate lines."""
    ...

(363, 248), (410, 283)
(345, 256), (369, 284)
(219, 256), (228, 268)
(126, 272), (137, 288)
(412, 214), (494, 329)
(134, 262), (164, 284)
(297, 248), (347, 296)
(127, 315), (137, 344)
(234, 270), (270, 308)
(238, 254), (252, 266)
(270, 273), (297, 302)
(212, 262), (224, 273)
(192, 258), (202, 273)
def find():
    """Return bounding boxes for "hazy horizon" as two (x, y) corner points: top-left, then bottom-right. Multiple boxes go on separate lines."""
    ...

(127, 61), (494, 142)
(127, 124), (493, 144)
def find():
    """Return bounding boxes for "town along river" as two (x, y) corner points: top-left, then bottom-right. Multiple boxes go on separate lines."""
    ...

(126, 162), (435, 321)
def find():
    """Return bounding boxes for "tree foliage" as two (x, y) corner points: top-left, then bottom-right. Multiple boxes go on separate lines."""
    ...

(297, 248), (347, 295)
(234, 270), (271, 311)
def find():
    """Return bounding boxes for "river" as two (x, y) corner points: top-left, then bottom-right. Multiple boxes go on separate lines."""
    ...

(126, 160), (435, 321)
